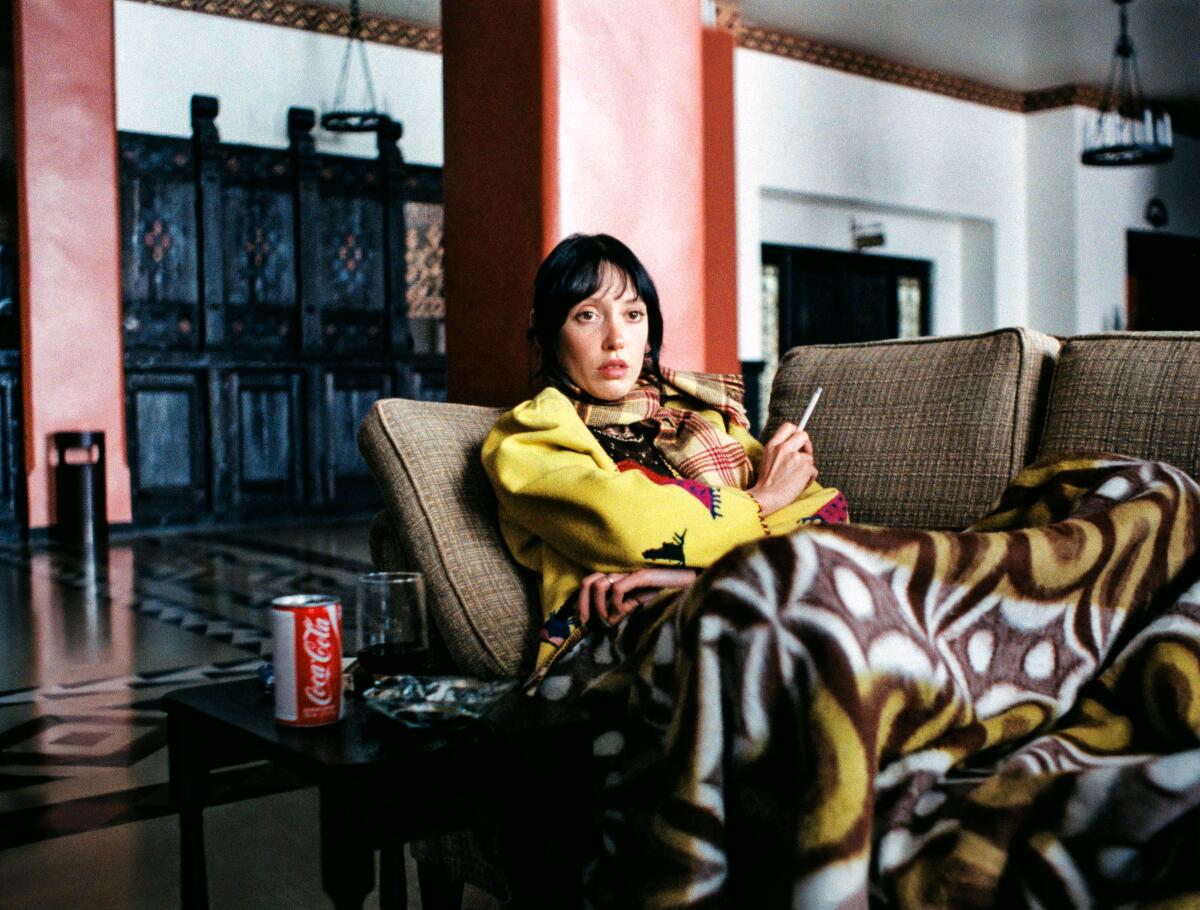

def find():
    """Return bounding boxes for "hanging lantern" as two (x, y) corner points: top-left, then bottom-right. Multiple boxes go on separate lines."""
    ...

(321, 0), (386, 134)
(1081, 0), (1173, 166)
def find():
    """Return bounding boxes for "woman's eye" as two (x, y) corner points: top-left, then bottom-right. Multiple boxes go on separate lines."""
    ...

(627, 310), (646, 322)
(575, 310), (598, 322)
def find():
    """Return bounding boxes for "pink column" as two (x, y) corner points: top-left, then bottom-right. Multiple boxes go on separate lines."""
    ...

(443, 0), (730, 406)
(702, 24), (740, 374)
(552, 1), (707, 371)
(12, 0), (131, 529)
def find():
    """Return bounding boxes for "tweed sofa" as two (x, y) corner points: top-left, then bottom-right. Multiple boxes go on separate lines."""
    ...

(357, 328), (1200, 681)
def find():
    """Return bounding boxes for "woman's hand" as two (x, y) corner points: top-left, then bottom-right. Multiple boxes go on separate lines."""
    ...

(747, 422), (819, 516)
(577, 568), (698, 626)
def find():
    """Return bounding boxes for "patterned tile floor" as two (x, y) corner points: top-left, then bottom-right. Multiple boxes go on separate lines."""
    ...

(0, 521), (498, 909)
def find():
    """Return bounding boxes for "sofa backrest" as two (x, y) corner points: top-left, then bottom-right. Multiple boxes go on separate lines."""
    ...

(1038, 332), (1200, 480)
(766, 327), (1061, 529)
(358, 399), (539, 679)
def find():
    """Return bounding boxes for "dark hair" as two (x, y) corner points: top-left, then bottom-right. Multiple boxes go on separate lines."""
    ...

(529, 233), (663, 378)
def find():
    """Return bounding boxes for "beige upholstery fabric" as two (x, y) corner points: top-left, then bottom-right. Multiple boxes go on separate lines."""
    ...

(358, 400), (539, 678)
(1038, 332), (1200, 480)
(766, 328), (1060, 529)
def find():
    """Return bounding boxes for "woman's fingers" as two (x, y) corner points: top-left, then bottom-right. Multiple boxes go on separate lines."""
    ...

(766, 421), (798, 447)
(583, 568), (702, 629)
(577, 573), (600, 624)
(762, 430), (813, 472)
(594, 574), (616, 624)
(769, 430), (811, 457)
(609, 568), (698, 621)
(610, 574), (651, 618)
(580, 572), (620, 624)
(626, 567), (698, 589)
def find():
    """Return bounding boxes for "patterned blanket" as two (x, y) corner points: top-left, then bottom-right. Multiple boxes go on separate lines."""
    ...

(550, 454), (1200, 909)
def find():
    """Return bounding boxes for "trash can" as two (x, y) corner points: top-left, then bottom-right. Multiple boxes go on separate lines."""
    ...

(53, 431), (107, 549)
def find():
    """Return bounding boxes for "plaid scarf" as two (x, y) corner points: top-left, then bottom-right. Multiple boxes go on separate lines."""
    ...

(553, 362), (754, 487)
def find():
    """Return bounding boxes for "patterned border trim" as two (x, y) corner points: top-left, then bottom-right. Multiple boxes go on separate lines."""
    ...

(1024, 84), (1108, 112)
(126, 0), (442, 53)
(1022, 83), (1198, 135)
(734, 21), (1026, 113)
(718, 1), (1196, 133)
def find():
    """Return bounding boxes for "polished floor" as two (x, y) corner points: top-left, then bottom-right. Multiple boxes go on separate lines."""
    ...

(0, 522), (496, 909)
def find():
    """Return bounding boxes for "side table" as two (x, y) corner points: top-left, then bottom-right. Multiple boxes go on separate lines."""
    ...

(163, 678), (590, 910)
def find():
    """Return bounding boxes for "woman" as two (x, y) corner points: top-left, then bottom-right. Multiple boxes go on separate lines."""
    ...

(482, 233), (848, 680)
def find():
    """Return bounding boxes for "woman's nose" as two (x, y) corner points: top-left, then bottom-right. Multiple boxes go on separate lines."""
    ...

(603, 325), (624, 350)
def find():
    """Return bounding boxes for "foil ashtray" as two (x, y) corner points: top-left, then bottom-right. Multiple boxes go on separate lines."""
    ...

(363, 675), (518, 729)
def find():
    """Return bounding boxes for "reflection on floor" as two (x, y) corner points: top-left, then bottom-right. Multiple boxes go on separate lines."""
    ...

(0, 522), (496, 909)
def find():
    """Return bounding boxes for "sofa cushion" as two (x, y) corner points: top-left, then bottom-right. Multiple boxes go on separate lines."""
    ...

(766, 328), (1060, 529)
(358, 399), (539, 678)
(1038, 332), (1200, 480)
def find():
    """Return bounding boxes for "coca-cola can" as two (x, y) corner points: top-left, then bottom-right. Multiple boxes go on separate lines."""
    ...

(271, 594), (344, 727)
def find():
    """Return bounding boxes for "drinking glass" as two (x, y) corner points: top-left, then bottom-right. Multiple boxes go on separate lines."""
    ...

(355, 572), (429, 677)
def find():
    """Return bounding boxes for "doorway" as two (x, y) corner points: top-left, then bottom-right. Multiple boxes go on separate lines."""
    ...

(763, 244), (933, 350)
(1127, 231), (1200, 331)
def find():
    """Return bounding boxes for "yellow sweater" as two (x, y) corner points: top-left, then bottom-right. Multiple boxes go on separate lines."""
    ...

(482, 387), (843, 666)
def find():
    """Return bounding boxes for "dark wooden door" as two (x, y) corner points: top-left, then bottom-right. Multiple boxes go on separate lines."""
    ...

(125, 371), (209, 523)
(323, 370), (394, 506)
(118, 96), (446, 528)
(1127, 231), (1200, 330)
(223, 370), (305, 510)
(0, 243), (23, 536)
(764, 245), (932, 350)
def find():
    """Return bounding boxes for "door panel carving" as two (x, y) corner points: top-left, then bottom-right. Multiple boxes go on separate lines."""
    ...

(118, 96), (444, 527)
(119, 137), (200, 353)
(324, 371), (394, 505)
(126, 371), (208, 522)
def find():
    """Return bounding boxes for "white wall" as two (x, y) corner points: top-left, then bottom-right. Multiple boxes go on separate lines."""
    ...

(1075, 114), (1200, 333)
(1024, 108), (1079, 336)
(735, 47), (1028, 360)
(1027, 106), (1200, 334)
(114, 0), (444, 164)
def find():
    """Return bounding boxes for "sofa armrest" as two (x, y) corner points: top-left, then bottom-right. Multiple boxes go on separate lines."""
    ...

(358, 399), (539, 679)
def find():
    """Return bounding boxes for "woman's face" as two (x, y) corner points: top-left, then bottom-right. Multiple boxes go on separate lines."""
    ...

(555, 268), (650, 401)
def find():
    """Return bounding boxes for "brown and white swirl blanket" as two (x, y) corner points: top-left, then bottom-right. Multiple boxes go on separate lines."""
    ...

(549, 454), (1200, 909)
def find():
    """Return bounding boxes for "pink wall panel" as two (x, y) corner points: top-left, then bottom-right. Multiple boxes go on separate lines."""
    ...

(443, 0), (737, 404)
(554, 0), (707, 371)
(13, 0), (131, 527)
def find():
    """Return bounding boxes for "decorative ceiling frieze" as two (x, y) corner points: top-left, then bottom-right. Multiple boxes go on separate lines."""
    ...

(125, 0), (442, 53)
(1023, 84), (1107, 113)
(734, 22), (1026, 112)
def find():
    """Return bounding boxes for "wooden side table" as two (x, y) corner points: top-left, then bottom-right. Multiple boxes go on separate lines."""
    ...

(163, 678), (589, 910)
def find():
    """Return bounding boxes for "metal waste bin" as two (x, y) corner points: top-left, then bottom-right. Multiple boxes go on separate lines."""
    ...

(53, 431), (107, 548)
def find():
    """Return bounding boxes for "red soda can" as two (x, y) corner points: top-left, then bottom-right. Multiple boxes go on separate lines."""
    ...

(271, 594), (344, 727)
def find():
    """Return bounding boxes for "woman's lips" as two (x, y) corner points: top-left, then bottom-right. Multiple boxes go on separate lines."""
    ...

(598, 361), (628, 378)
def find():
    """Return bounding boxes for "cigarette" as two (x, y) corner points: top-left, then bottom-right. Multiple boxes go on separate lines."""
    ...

(797, 386), (823, 432)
